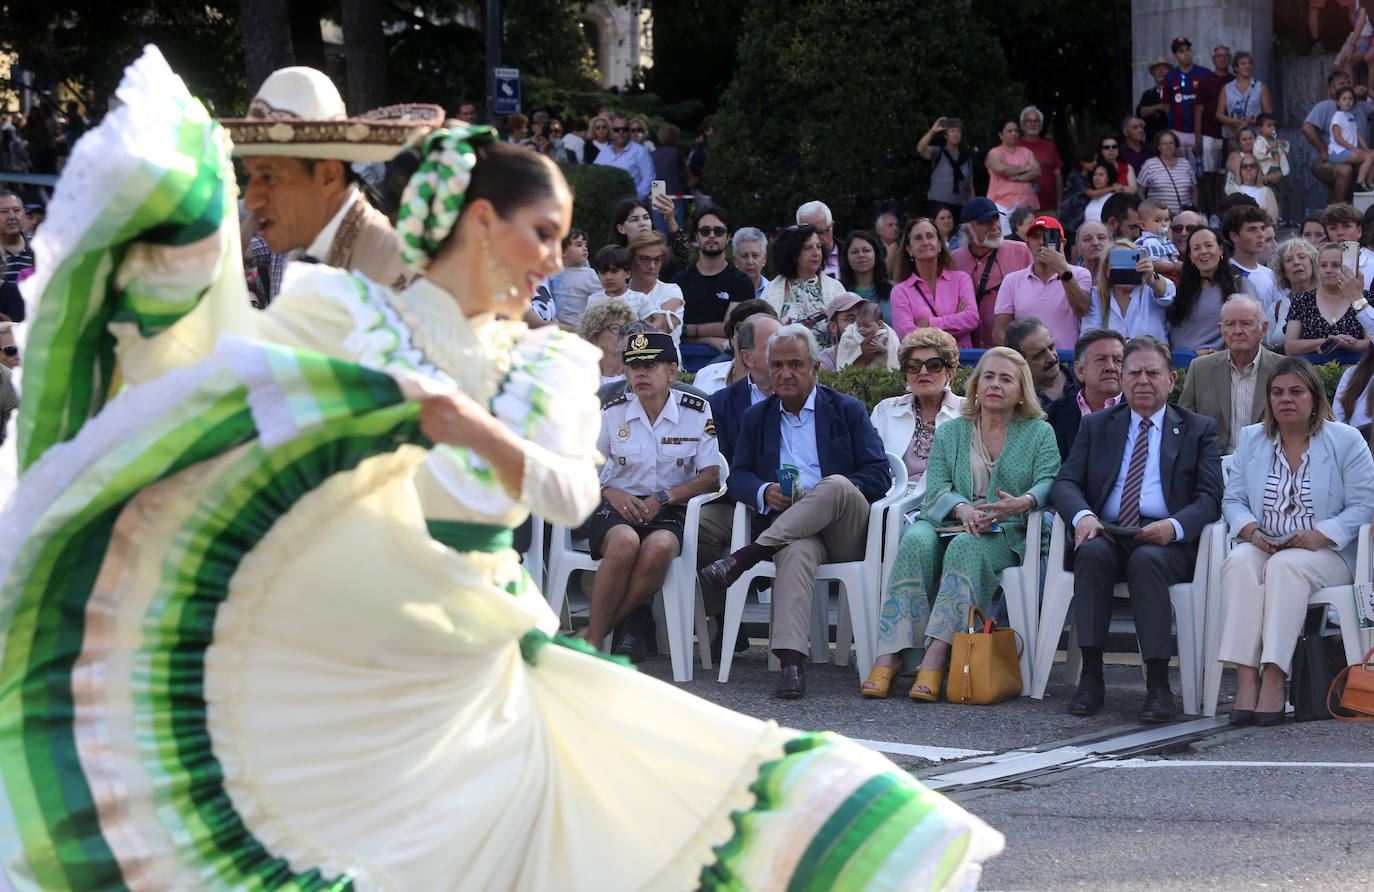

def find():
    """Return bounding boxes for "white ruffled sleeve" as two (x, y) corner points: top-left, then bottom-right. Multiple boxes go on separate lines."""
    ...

(502, 329), (604, 524)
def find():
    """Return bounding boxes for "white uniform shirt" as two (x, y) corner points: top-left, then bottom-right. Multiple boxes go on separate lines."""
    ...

(597, 389), (720, 495)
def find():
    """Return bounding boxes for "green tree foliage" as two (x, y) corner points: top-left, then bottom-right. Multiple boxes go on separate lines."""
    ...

(503, 0), (600, 88)
(709, 0), (1021, 229)
(561, 163), (636, 243)
(1, 2), (245, 114)
(972, 0), (1132, 152)
(642, 0), (739, 117)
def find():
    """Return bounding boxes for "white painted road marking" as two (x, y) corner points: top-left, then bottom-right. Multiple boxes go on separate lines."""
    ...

(851, 739), (993, 762)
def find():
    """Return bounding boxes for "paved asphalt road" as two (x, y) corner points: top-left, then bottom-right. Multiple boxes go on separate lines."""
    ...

(636, 640), (1373, 890)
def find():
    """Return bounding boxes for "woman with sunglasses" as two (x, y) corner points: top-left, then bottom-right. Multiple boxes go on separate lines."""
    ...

(608, 197), (690, 279)
(626, 229), (685, 341)
(1096, 136), (1139, 194)
(587, 114), (612, 162)
(1229, 154), (1280, 223)
(577, 296), (636, 384)
(627, 116), (655, 150)
(863, 345), (1058, 699)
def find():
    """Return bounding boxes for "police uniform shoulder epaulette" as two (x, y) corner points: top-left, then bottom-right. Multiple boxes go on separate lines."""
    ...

(601, 392), (629, 410)
(679, 393), (707, 412)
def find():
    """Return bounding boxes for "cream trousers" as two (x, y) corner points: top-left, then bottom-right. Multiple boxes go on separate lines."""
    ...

(1217, 542), (1351, 675)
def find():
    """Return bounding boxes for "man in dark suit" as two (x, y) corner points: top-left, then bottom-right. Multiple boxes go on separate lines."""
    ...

(1045, 329), (1125, 459)
(701, 324), (891, 699)
(708, 314), (782, 463)
(1049, 336), (1223, 723)
(696, 314), (781, 652)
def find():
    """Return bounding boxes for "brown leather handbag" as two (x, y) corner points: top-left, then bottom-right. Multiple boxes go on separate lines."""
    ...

(1327, 646), (1374, 722)
(948, 606), (1023, 704)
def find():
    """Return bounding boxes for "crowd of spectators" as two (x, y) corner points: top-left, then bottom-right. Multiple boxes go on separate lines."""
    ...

(524, 27), (1374, 721)
(16, 27), (1374, 722)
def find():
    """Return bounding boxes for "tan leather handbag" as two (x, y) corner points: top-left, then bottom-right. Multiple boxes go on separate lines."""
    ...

(948, 606), (1023, 705)
(1327, 646), (1374, 722)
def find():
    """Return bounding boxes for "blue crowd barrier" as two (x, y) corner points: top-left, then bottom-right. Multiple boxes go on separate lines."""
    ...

(679, 343), (728, 373)
(955, 347), (1362, 370)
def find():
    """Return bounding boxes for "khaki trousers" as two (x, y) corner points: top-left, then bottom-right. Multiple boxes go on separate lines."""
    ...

(756, 476), (870, 654)
(695, 501), (735, 616)
(1217, 542), (1352, 675)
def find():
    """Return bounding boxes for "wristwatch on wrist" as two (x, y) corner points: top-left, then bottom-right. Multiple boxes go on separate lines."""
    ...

(1354, 297), (1370, 312)
(655, 490), (671, 506)
(1058, 270), (1073, 283)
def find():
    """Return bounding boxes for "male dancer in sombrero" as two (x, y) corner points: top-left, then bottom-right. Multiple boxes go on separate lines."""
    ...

(0, 47), (1004, 890)
(221, 65), (444, 291)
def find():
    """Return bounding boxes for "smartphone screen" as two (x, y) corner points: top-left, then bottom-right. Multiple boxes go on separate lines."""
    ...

(1108, 248), (1143, 285)
(1042, 230), (1062, 253)
(1343, 240), (1361, 276)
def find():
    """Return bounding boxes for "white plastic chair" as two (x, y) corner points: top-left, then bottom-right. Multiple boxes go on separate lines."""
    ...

(878, 486), (1044, 693)
(1202, 522), (1373, 716)
(522, 515), (546, 592)
(715, 453), (908, 683)
(544, 459), (729, 682)
(1029, 512), (1219, 716)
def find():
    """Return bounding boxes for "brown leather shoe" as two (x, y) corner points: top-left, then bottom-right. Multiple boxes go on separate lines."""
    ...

(700, 555), (742, 592)
(775, 663), (805, 699)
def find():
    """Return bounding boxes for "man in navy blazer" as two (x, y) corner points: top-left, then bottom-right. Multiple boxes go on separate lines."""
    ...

(1050, 336), (1223, 723)
(698, 315), (782, 628)
(701, 324), (890, 698)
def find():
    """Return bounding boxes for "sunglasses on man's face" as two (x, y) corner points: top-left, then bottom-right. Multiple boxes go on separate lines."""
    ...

(1171, 223), (1204, 234)
(0, 346), (17, 357)
(903, 358), (949, 374)
(1101, 143), (1119, 150)
(610, 126), (627, 133)
(697, 225), (727, 237)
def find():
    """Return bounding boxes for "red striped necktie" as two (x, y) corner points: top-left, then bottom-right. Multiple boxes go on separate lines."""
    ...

(1118, 417), (1152, 528)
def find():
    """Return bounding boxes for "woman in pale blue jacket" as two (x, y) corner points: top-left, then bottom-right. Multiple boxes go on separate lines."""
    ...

(1217, 357), (1374, 726)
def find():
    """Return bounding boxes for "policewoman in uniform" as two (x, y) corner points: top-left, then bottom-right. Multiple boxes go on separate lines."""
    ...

(584, 332), (724, 659)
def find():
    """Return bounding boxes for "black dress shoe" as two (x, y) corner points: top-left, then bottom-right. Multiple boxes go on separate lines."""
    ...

(1255, 710), (1286, 726)
(1228, 709), (1255, 726)
(1138, 685), (1177, 724)
(1067, 675), (1105, 716)
(701, 555), (744, 592)
(776, 663), (805, 699)
(710, 623), (750, 663)
(612, 631), (649, 663)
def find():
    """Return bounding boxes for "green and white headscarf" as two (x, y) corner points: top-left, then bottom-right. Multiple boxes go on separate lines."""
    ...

(396, 125), (499, 272)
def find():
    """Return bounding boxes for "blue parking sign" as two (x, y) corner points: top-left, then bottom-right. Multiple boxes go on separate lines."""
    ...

(493, 68), (521, 115)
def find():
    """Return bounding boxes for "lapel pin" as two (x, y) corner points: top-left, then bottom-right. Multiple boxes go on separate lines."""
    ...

(1172, 426), (1180, 435)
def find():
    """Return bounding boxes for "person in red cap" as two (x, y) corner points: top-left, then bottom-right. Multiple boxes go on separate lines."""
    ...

(992, 215), (1091, 350)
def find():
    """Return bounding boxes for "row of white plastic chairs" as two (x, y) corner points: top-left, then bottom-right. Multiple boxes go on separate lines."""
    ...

(520, 454), (1374, 708)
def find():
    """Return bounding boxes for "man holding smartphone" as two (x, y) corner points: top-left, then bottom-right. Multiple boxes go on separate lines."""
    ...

(992, 216), (1091, 350)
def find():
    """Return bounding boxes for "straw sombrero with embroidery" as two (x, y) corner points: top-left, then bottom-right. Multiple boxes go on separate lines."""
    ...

(221, 65), (444, 163)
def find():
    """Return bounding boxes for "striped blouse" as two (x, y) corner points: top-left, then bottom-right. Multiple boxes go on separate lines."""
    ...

(1260, 440), (1316, 537)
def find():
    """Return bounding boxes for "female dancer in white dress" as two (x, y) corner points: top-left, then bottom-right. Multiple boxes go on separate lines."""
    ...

(0, 48), (1002, 891)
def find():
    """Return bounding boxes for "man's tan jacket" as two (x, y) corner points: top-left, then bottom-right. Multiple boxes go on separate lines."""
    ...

(324, 193), (413, 291)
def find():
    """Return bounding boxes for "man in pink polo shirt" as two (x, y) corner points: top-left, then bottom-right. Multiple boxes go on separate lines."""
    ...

(991, 215), (1090, 348)
(950, 197), (1034, 348)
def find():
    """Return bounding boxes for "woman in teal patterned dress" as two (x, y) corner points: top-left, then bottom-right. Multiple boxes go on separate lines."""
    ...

(863, 347), (1059, 700)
